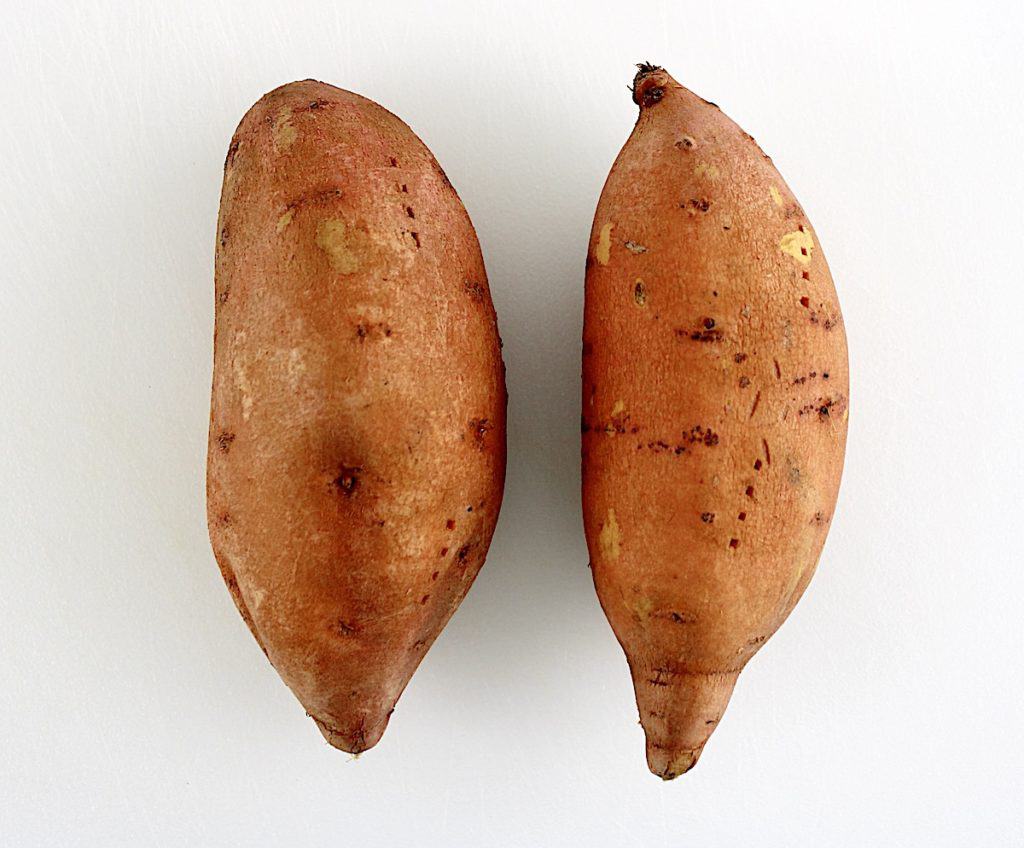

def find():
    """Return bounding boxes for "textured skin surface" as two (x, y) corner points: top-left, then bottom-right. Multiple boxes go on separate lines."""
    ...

(582, 67), (848, 778)
(207, 81), (506, 753)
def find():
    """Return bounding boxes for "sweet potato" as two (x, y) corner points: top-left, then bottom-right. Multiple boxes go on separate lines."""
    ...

(582, 65), (848, 778)
(207, 80), (506, 753)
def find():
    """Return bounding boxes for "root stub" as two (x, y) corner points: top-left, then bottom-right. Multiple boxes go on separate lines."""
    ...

(632, 665), (740, 779)
(310, 709), (392, 755)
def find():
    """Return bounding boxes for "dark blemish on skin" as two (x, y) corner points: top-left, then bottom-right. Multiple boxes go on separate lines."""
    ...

(749, 390), (762, 419)
(216, 511), (232, 527)
(307, 99), (331, 110)
(634, 281), (647, 305)
(466, 506), (473, 512)
(823, 372), (830, 380)
(333, 465), (362, 496)
(406, 206), (415, 219)
(219, 226), (229, 248)
(464, 280), (486, 300)
(739, 376), (751, 388)
(800, 296), (810, 308)
(216, 431), (236, 453)
(774, 359), (782, 379)
(734, 353), (747, 363)
(729, 538), (740, 549)
(356, 324), (367, 340)
(420, 595), (430, 605)
(335, 619), (357, 636)
(225, 139), (240, 169)
(706, 719), (717, 725)
(738, 512), (747, 521)
(713, 290), (718, 297)
(684, 198), (712, 212)
(439, 547), (448, 557)
(812, 511), (829, 526)
(703, 317), (716, 329)
(431, 571), (439, 581)
(410, 232), (421, 248)
(665, 611), (697, 624)
(745, 485), (755, 498)
(470, 418), (492, 448)
(802, 271), (810, 280)
(390, 157), (398, 167)
(684, 425), (719, 447)
(753, 459), (762, 471)
(400, 183), (409, 193)
(456, 544), (472, 562)
(217, 287), (230, 305)
(446, 519), (455, 530)
(763, 439), (772, 465)
(642, 86), (664, 107)
(701, 512), (715, 524)
(675, 135), (696, 150)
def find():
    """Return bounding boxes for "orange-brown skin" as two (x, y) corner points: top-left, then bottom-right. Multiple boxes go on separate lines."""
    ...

(582, 66), (848, 779)
(207, 81), (505, 753)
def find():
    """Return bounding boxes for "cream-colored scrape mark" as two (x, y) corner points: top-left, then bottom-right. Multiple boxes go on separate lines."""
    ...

(694, 162), (720, 180)
(779, 228), (814, 265)
(611, 400), (625, 416)
(273, 109), (297, 151)
(769, 186), (783, 207)
(596, 223), (613, 265)
(276, 209), (295, 233)
(315, 218), (360, 274)
(599, 509), (621, 561)
(233, 358), (254, 420)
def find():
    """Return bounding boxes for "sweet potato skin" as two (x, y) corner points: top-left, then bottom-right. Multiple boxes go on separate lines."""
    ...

(582, 67), (848, 778)
(207, 81), (505, 753)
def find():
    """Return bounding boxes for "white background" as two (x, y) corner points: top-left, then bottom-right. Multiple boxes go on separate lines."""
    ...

(2, 1), (1023, 845)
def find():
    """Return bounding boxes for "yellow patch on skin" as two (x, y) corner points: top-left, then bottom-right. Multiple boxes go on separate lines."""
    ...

(631, 595), (654, 620)
(770, 186), (783, 207)
(599, 509), (621, 561)
(779, 228), (814, 265)
(315, 218), (360, 274)
(611, 400), (625, 416)
(276, 209), (295, 233)
(233, 358), (254, 420)
(694, 162), (720, 180)
(595, 223), (613, 265)
(274, 109), (297, 151)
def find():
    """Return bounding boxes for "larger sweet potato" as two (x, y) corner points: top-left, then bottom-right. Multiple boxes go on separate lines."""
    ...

(207, 80), (505, 753)
(582, 65), (848, 778)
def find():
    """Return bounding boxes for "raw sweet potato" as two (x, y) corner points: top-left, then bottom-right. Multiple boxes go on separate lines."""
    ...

(207, 80), (505, 753)
(582, 65), (848, 778)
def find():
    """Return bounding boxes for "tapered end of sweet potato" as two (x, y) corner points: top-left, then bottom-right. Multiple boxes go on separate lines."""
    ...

(310, 708), (392, 755)
(631, 664), (740, 780)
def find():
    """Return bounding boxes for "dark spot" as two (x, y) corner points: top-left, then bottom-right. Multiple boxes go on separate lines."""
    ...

(812, 511), (829, 526)
(763, 439), (772, 465)
(333, 465), (362, 496)
(405, 206), (415, 219)
(307, 99), (330, 110)
(712, 290), (718, 297)
(335, 619), (357, 636)
(749, 390), (762, 419)
(219, 226), (229, 248)
(729, 538), (740, 549)
(634, 281), (647, 305)
(216, 511), (232, 527)
(356, 324), (367, 340)
(703, 317), (716, 329)
(738, 376), (751, 388)
(745, 485), (755, 498)
(685, 198), (712, 212)
(700, 512), (715, 524)
(216, 431), (236, 453)
(753, 459), (762, 471)
(420, 594), (430, 604)
(774, 359), (782, 379)
(224, 138), (240, 169)
(675, 136), (695, 149)
(431, 571), (439, 581)
(464, 279), (486, 300)
(823, 372), (830, 379)
(410, 231), (420, 248)
(734, 353), (747, 364)
(389, 157), (398, 167)
(800, 296), (810, 308)
(667, 611), (697, 624)
(456, 544), (472, 562)
(446, 519), (455, 530)
(581, 417), (591, 433)
(802, 271), (810, 280)
(706, 719), (717, 725)
(642, 86), (664, 107)
(400, 183), (409, 193)
(684, 425), (719, 447)
(470, 418), (492, 448)
(217, 287), (230, 305)
(439, 547), (448, 557)
(738, 512), (747, 521)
